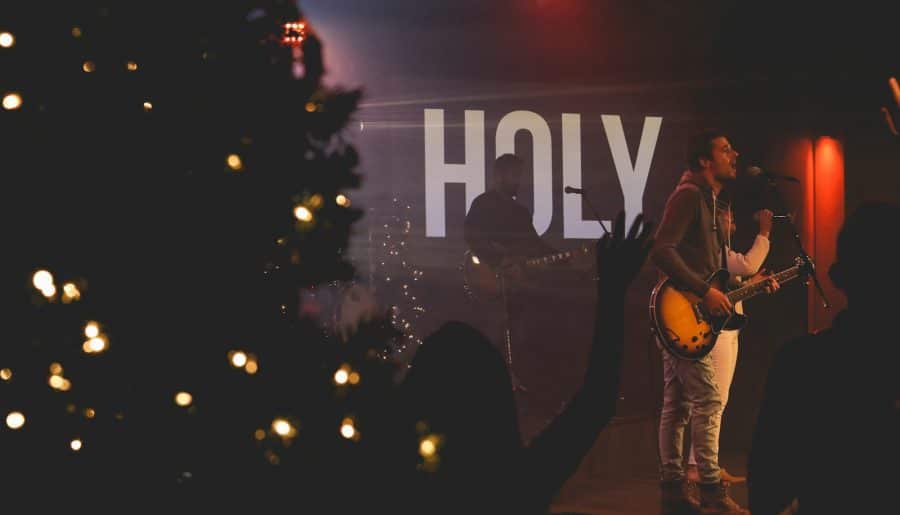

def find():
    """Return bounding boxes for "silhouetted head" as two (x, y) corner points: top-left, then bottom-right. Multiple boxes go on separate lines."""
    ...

(402, 321), (521, 478)
(829, 202), (900, 313)
(492, 154), (525, 198)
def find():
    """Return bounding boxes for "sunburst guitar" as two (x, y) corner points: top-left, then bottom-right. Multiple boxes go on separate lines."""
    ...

(650, 256), (813, 360)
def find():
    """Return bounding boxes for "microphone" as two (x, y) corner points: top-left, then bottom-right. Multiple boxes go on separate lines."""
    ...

(746, 166), (800, 183)
(562, 185), (609, 235)
(753, 211), (795, 223)
(564, 186), (583, 194)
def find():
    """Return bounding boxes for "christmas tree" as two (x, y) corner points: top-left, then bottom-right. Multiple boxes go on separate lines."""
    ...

(1, 1), (403, 510)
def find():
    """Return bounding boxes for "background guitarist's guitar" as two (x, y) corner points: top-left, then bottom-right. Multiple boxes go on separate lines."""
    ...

(460, 246), (591, 301)
(650, 256), (814, 360)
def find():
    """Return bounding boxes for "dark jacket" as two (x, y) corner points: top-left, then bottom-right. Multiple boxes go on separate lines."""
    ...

(651, 171), (726, 297)
(463, 190), (555, 268)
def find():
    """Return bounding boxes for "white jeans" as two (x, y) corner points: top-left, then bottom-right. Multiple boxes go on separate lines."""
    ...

(688, 329), (739, 466)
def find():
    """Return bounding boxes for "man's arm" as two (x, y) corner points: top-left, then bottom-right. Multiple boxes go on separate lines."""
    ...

(726, 235), (770, 276)
(463, 197), (504, 267)
(650, 187), (709, 297)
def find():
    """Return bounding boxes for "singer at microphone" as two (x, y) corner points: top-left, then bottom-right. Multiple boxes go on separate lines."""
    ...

(746, 166), (800, 183)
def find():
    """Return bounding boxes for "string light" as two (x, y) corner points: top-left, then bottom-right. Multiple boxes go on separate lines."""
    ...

(70, 439), (83, 451)
(6, 411), (25, 430)
(2, 92), (22, 110)
(271, 418), (297, 438)
(59, 378), (72, 391)
(71, 27), (82, 38)
(305, 102), (317, 112)
(307, 194), (324, 209)
(348, 372), (361, 385)
(335, 194), (350, 207)
(229, 350), (248, 368)
(294, 205), (313, 223)
(62, 282), (81, 302)
(84, 322), (100, 339)
(83, 336), (108, 354)
(83, 408), (96, 419)
(49, 375), (66, 390)
(0, 368), (11, 381)
(340, 417), (358, 440)
(244, 357), (259, 375)
(82, 60), (96, 73)
(253, 429), (266, 441)
(32, 270), (54, 292)
(226, 153), (243, 171)
(333, 365), (350, 385)
(174, 391), (193, 407)
(49, 362), (63, 375)
(281, 21), (307, 47)
(142, 101), (153, 112)
(0, 32), (14, 48)
(419, 435), (440, 458)
(126, 61), (138, 71)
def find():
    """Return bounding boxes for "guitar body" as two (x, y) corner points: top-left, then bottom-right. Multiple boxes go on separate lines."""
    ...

(650, 269), (747, 360)
(460, 251), (504, 300)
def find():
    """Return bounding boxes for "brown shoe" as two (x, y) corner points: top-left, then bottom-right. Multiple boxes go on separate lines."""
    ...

(686, 464), (700, 483)
(661, 479), (701, 515)
(720, 468), (746, 485)
(699, 481), (749, 515)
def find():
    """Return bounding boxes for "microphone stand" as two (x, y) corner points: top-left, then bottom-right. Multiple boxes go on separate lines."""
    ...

(565, 187), (611, 236)
(764, 177), (830, 309)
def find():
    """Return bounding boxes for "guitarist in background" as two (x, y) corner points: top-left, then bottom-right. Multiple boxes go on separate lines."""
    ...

(651, 129), (749, 515)
(464, 153), (559, 278)
(464, 153), (567, 391)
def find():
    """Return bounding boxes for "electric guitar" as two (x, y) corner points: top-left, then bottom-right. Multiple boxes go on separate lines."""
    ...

(460, 246), (591, 301)
(649, 256), (814, 360)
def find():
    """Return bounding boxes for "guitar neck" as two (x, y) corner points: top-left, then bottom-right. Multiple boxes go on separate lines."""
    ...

(524, 249), (579, 267)
(726, 265), (801, 304)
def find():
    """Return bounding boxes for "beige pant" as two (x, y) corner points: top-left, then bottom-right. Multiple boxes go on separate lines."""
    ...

(688, 329), (740, 465)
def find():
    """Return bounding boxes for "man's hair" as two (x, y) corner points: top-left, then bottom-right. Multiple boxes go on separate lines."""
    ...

(494, 153), (523, 175)
(686, 129), (728, 172)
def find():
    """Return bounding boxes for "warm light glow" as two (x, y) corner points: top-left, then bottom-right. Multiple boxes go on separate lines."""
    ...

(3, 92), (23, 110)
(348, 372), (361, 385)
(305, 102), (317, 113)
(84, 322), (100, 339)
(340, 419), (356, 439)
(71, 27), (82, 38)
(87, 337), (107, 353)
(41, 284), (56, 298)
(294, 205), (313, 223)
(308, 194), (324, 209)
(50, 362), (63, 375)
(59, 378), (71, 391)
(471, 255), (481, 265)
(419, 436), (438, 458)
(126, 61), (138, 71)
(49, 375), (65, 390)
(0, 368), (11, 381)
(62, 282), (81, 302)
(890, 77), (900, 107)
(32, 270), (54, 291)
(244, 358), (258, 375)
(143, 101), (153, 111)
(6, 411), (25, 429)
(254, 429), (266, 441)
(70, 439), (82, 451)
(271, 418), (296, 438)
(82, 60), (95, 73)
(84, 408), (95, 419)
(226, 153), (243, 171)
(174, 391), (193, 407)
(0, 32), (14, 48)
(333, 367), (349, 385)
(335, 194), (350, 207)
(229, 351), (248, 368)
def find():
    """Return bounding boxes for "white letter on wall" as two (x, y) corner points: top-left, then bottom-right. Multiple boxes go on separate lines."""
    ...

(602, 115), (663, 225)
(562, 113), (609, 238)
(424, 109), (486, 237)
(495, 111), (553, 235)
